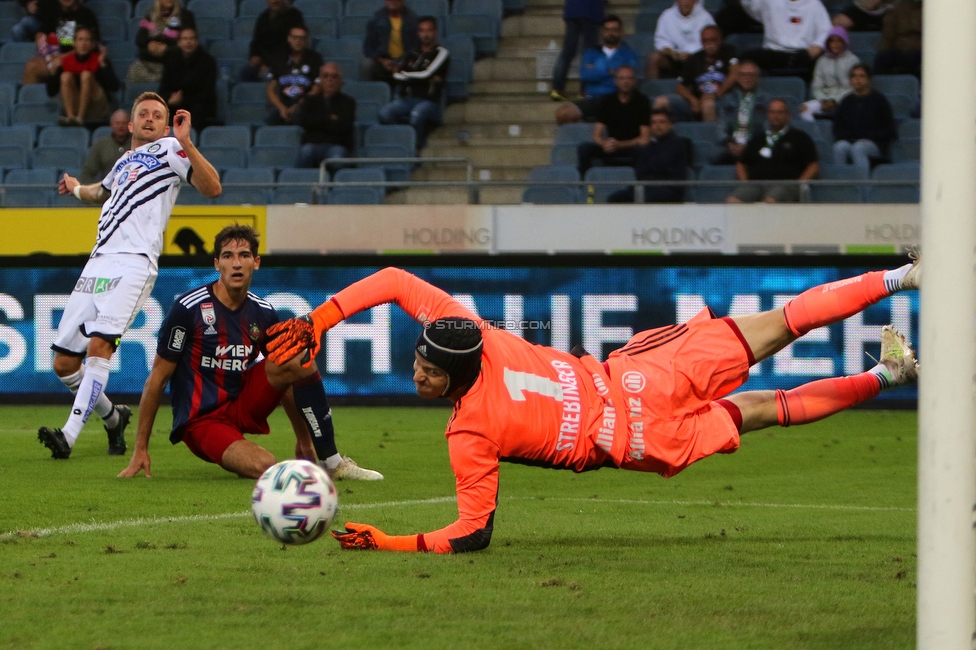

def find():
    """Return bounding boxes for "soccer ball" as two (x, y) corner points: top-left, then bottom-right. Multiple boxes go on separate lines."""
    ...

(251, 460), (338, 545)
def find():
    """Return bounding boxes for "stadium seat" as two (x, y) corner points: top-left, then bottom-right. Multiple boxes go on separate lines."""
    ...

(583, 166), (635, 204)
(344, 81), (390, 107)
(446, 15), (498, 56)
(673, 122), (723, 143)
(208, 39), (251, 61)
(248, 145), (296, 169)
(200, 125), (251, 149)
(99, 16), (127, 42)
(692, 164), (737, 203)
(86, 0), (132, 19)
(788, 118), (833, 142)
(304, 16), (338, 39)
(3, 168), (56, 207)
(364, 123), (415, 151)
(237, 0), (266, 18)
(106, 41), (138, 61)
(867, 162), (920, 203)
(724, 33), (763, 52)
(0, 63), (24, 85)
(411, 0), (450, 19)
(328, 166), (385, 204)
(39, 125), (90, 149)
(123, 82), (158, 107)
(0, 124), (35, 150)
(344, 0), (383, 17)
(633, 12), (662, 36)
(639, 79), (675, 100)
(216, 167), (275, 205)
(32, 145), (85, 171)
(0, 82), (16, 108)
(555, 123), (594, 145)
(195, 17), (231, 42)
(846, 31), (880, 52)
(873, 74), (920, 99)
(440, 35), (474, 101)
(898, 118), (920, 140)
(133, 0), (153, 19)
(339, 15), (371, 39)
(175, 186), (214, 205)
(231, 82), (269, 104)
(294, 0), (342, 18)
(891, 138), (920, 163)
(0, 2), (23, 18)
(254, 125), (303, 147)
(0, 42), (37, 64)
(811, 163), (867, 203)
(316, 37), (362, 61)
(225, 103), (270, 125)
(360, 143), (411, 182)
(17, 83), (49, 104)
(521, 165), (581, 204)
(0, 144), (29, 171)
(453, 0), (502, 20)
(233, 16), (256, 39)
(640, 0), (675, 10)
(274, 167), (325, 204)
(198, 146), (247, 169)
(759, 76), (807, 105)
(550, 143), (578, 166)
(186, 0), (236, 19)
(690, 139), (719, 168)
(885, 93), (914, 120)
(11, 102), (60, 127)
(0, 105), (8, 127)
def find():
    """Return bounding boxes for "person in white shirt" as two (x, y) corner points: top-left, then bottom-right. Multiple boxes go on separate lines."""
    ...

(740, 0), (832, 80)
(38, 92), (222, 461)
(648, 0), (716, 79)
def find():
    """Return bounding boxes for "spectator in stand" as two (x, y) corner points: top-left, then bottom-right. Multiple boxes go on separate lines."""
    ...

(49, 26), (119, 125)
(295, 62), (357, 168)
(728, 98), (819, 203)
(740, 0), (831, 81)
(657, 25), (738, 122)
(800, 25), (858, 121)
(713, 60), (770, 163)
(363, 0), (421, 85)
(80, 109), (131, 184)
(22, 0), (100, 85)
(647, 0), (716, 80)
(576, 65), (650, 174)
(874, 0), (921, 77)
(714, 0), (763, 36)
(265, 24), (323, 125)
(608, 108), (690, 203)
(832, 63), (896, 175)
(550, 0), (603, 102)
(243, 0), (305, 82)
(832, 0), (896, 32)
(554, 15), (639, 125)
(11, 0), (42, 42)
(158, 27), (218, 127)
(378, 16), (449, 152)
(127, 0), (195, 85)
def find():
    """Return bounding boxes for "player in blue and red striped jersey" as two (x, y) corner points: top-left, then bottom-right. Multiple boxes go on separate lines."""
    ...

(118, 225), (381, 481)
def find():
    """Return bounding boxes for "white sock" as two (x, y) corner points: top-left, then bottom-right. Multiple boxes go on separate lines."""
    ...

(58, 364), (116, 422)
(883, 263), (913, 293)
(323, 453), (343, 470)
(61, 356), (112, 445)
(868, 362), (892, 390)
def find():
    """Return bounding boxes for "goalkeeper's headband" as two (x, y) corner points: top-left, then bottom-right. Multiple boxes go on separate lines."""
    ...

(416, 318), (484, 396)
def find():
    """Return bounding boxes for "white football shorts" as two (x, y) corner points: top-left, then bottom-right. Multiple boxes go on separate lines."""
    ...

(52, 253), (158, 355)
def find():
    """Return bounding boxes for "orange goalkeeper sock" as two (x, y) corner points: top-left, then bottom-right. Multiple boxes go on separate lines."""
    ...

(782, 270), (891, 337)
(776, 372), (882, 427)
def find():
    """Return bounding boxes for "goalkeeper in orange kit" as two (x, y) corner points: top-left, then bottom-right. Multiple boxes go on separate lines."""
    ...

(266, 256), (921, 554)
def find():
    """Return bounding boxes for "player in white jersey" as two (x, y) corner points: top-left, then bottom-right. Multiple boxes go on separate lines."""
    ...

(39, 92), (222, 460)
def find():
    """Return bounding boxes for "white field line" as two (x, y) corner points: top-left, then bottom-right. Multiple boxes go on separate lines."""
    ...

(0, 495), (912, 540)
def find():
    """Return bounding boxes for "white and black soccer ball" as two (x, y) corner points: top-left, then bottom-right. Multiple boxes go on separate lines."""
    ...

(251, 460), (338, 545)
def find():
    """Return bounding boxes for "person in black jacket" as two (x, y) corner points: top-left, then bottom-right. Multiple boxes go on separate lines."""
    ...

(159, 28), (218, 127)
(363, 0), (421, 84)
(832, 63), (897, 175)
(295, 62), (357, 168)
(377, 16), (449, 151)
(609, 109), (690, 203)
(23, 0), (100, 84)
(243, 0), (305, 81)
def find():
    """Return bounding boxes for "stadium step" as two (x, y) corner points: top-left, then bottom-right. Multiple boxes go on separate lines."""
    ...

(410, 166), (533, 182)
(423, 142), (553, 167)
(427, 122), (558, 143)
(444, 101), (556, 124)
(467, 79), (580, 95)
(387, 185), (525, 205)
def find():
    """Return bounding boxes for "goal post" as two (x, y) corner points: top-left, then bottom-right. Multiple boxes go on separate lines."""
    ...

(917, 0), (976, 647)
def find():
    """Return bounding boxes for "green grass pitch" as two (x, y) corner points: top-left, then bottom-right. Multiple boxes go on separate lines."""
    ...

(0, 405), (916, 650)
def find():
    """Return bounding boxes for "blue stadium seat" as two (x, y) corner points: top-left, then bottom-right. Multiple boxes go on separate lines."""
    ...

(0, 145), (29, 171)
(690, 139), (719, 167)
(200, 125), (251, 149)
(411, 0), (450, 19)
(123, 82), (158, 107)
(198, 146), (247, 169)
(555, 123), (594, 145)
(453, 0), (502, 20)
(354, 102), (381, 125)
(673, 122), (723, 143)
(759, 76), (807, 104)
(725, 33), (763, 52)
(233, 16), (256, 39)
(633, 12), (662, 36)
(0, 82), (15, 108)
(891, 138), (920, 163)
(216, 167), (275, 204)
(32, 145), (85, 171)
(11, 102), (60, 127)
(811, 163), (867, 203)
(209, 39), (251, 60)
(195, 17), (231, 42)
(344, 0), (383, 17)
(446, 15), (497, 56)
(344, 80), (390, 106)
(274, 167), (325, 204)
(237, 0), (266, 18)
(788, 118), (832, 142)
(640, 0), (674, 10)
(339, 15), (371, 39)
(106, 40), (138, 61)
(39, 125), (90, 149)
(692, 164), (737, 203)
(550, 143), (578, 166)
(639, 79), (676, 99)
(231, 82), (269, 103)
(846, 31), (880, 52)
(254, 125), (303, 147)
(359, 143), (411, 182)
(86, 0), (132, 19)
(295, 0), (342, 18)
(0, 42), (37, 64)
(248, 145), (296, 169)
(898, 118), (920, 140)
(521, 165), (581, 204)
(885, 93), (914, 120)
(304, 16), (338, 39)
(328, 166), (385, 204)
(316, 37), (362, 61)
(0, 2), (24, 18)
(133, 0), (153, 19)
(873, 74), (920, 98)
(364, 123), (415, 151)
(3, 168), (56, 207)
(17, 83), (49, 103)
(867, 162), (919, 203)
(440, 35), (473, 101)
(225, 103), (270, 125)
(0, 124), (35, 149)
(186, 0), (236, 19)
(583, 166), (635, 204)
(175, 186), (215, 205)
(99, 16), (127, 42)
(0, 63), (24, 85)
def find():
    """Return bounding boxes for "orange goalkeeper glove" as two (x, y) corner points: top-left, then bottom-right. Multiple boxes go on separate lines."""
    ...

(331, 522), (422, 552)
(266, 300), (343, 366)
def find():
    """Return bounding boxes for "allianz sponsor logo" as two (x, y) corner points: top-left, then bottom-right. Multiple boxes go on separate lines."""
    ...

(631, 227), (723, 247)
(865, 223), (919, 241)
(201, 344), (253, 371)
(403, 227), (491, 246)
(73, 276), (121, 294)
